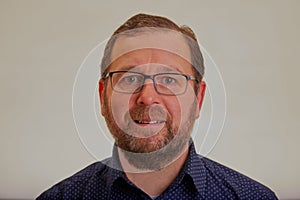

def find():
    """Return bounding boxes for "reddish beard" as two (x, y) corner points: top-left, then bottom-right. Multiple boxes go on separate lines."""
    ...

(105, 104), (178, 153)
(102, 92), (198, 170)
(128, 105), (167, 126)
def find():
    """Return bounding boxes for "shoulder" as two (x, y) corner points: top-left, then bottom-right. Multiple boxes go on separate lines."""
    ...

(36, 160), (110, 199)
(199, 156), (278, 199)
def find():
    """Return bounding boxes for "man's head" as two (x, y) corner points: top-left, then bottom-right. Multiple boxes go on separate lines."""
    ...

(99, 13), (206, 170)
(101, 13), (204, 90)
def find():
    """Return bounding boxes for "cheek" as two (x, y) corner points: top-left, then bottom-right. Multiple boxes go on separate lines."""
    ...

(110, 92), (132, 121)
(175, 86), (198, 119)
(163, 97), (181, 123)
(166, 100), (180, 114)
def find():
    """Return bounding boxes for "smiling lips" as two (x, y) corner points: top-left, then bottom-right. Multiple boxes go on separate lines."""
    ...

(134, 120), (166, 125)
(129, 105), (167, 126)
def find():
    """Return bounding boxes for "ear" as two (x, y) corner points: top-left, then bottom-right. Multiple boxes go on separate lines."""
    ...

(99, 79), (105, 116)
(195, 81), (206, 118)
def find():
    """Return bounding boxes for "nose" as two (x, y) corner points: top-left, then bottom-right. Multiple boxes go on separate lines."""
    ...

(136, 81), (162, 105)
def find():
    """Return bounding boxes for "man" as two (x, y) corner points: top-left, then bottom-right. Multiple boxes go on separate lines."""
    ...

(37, 13), (277, 199)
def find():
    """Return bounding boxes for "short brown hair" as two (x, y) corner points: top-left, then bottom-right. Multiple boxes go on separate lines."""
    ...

(101, 13), (204, 89)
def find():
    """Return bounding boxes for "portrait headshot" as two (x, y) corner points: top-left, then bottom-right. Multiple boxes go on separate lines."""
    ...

(0, 1), (299, 200)
(37, 13), (277, 199)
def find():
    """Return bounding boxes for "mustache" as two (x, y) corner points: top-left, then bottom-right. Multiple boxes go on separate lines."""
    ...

(128, 105), (168, 121)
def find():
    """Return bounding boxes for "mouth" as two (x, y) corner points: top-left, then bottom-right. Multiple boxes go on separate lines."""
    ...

(134, 120), (166, 125)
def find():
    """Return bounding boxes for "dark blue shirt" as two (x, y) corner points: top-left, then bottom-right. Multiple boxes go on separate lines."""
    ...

(37, 142), (277, 199)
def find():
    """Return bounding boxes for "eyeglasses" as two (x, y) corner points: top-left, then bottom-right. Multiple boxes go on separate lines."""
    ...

(104, 70), (198, 96)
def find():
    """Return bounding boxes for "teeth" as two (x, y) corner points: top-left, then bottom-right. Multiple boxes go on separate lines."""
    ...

(136, 120), (164, 124)
(148, 121), (160, 124)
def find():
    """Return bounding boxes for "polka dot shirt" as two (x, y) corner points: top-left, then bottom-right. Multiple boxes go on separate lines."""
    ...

(37, 142), (278, 199)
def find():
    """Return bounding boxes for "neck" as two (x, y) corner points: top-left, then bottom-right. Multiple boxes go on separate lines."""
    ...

(118, 144), (189, 196)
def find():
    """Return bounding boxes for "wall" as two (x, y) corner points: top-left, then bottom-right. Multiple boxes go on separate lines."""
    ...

(0, 0), (299, 199)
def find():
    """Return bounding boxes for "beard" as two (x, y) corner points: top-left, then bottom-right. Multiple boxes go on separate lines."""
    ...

(102, 95), (197, 171)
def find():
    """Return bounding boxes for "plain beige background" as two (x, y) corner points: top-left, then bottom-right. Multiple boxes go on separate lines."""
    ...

(1, 0), (299, 199)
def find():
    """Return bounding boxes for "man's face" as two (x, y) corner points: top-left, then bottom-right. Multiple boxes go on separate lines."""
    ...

(99, 32), (205, 169)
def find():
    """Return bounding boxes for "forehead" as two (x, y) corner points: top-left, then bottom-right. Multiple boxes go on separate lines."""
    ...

(109, 31), (193, 74)
(109, 49), (192, 74)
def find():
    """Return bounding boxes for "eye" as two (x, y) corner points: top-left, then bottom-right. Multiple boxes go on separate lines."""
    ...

(161, 76), (176, 84)
(118, 74), (143, 86)
(123, 75), (138, 83)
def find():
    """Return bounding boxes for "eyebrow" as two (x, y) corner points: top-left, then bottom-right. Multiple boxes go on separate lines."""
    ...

(117, 64), (185, 73)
